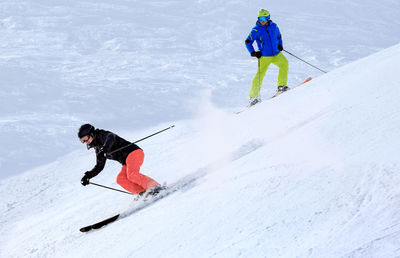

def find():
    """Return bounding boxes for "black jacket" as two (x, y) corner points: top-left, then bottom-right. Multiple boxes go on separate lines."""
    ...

(85, 129), (141, 178)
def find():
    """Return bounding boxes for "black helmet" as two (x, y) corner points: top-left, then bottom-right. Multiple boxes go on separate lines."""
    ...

(78, 124), (95, 138)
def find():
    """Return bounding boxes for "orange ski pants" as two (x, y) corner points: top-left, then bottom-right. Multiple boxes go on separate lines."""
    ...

(116, 149), (159, 194)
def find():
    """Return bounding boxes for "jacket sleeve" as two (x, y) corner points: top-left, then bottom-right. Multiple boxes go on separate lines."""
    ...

(276, 26), (283, 49)
(86, 130), (115, 178)
(86, 149), (107, 178)
(245, 28), (258, 54)
(103, 131), (117, 153)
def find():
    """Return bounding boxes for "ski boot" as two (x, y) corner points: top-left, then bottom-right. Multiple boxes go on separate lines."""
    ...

(273, 86), (290, 97)
(145, 185), (166, 198)
(135, 185), (165, 201)
(277, 85), (289, 93)
(249, 97), (261, 107)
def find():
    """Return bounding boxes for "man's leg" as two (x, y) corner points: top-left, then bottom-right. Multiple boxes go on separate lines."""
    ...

(249, 56), (272, 98)
(116, 165), (146, 194)
(125, 149), (160, 191)
(272, 52), (289, 87)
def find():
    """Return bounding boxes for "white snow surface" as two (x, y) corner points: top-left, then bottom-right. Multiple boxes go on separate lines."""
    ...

(1, 0), (400, 257)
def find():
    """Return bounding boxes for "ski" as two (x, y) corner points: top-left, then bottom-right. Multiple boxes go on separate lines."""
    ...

(80, 214), (120, 232)
(235, 77), (312, 114)
(79, 190), (174, 233)
(78, 191), (171, 233)
(271, 77), (312, 98)
(79, 173), (202, 233)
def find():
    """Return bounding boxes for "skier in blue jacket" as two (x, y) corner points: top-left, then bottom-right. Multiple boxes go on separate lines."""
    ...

(245, 9), (289, 106)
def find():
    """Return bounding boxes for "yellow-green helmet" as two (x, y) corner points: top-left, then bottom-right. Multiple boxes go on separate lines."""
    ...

(258, 9), (270, 19)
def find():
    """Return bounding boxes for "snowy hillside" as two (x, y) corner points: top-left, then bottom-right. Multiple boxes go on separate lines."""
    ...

(1, 41), (400, 257)
(2, 0), (400, 257)
(1, 0), (400, 179)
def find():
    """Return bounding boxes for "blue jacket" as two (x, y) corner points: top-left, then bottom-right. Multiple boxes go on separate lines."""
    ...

(245, 20), (283, 57)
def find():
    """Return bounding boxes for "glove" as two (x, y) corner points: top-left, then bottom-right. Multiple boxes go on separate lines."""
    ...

(251, 51), (262, 59)
(278, 45), (283, 51)
(81, 173), (91, 186)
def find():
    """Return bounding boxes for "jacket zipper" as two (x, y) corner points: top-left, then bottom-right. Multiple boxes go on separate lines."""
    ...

(265, 27), (274, 55)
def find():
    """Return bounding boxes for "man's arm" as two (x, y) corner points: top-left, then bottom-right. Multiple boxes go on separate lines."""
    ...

(245, 28), (258, 54)
(85, 147), (107, 179)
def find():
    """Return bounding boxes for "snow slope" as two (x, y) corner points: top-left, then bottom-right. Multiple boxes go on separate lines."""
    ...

(1, 42), (400, 257)
(1, 0), (400, 179)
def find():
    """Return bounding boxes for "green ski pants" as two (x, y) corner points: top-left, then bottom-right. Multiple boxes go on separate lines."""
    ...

(249, 52), (289, 98)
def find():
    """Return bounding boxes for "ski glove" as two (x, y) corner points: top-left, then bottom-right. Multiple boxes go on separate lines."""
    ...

(250, 51), (261, 58)
(278, 45), (283, 51)
(251, 51), (262, 59)
(81, 173), (91, 186)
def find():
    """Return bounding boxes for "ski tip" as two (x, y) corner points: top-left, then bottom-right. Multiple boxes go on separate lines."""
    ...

(79, 214), (120, 233)
(79, 226), (92, 233)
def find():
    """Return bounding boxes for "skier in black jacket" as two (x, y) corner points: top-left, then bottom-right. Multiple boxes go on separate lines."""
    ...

(78, 124), (162, 196)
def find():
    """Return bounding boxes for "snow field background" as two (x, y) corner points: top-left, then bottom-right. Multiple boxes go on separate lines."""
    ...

(1, 0), (400, 257)
(1, 0), (399, 179)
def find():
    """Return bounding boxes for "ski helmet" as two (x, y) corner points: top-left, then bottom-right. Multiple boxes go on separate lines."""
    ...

(78, 124), (95, 138)
(258, 9), (270, 19)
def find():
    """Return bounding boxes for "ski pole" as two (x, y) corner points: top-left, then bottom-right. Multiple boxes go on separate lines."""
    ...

(283, 49), (327, 74)
(109, 125), (175, 155)
(89, 181), (134, 195)
(258, 58), (261, 89)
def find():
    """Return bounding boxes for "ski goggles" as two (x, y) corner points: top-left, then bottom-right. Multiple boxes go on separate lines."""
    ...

(258, 16), (270, 22)
(80, 135), (90, 143)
